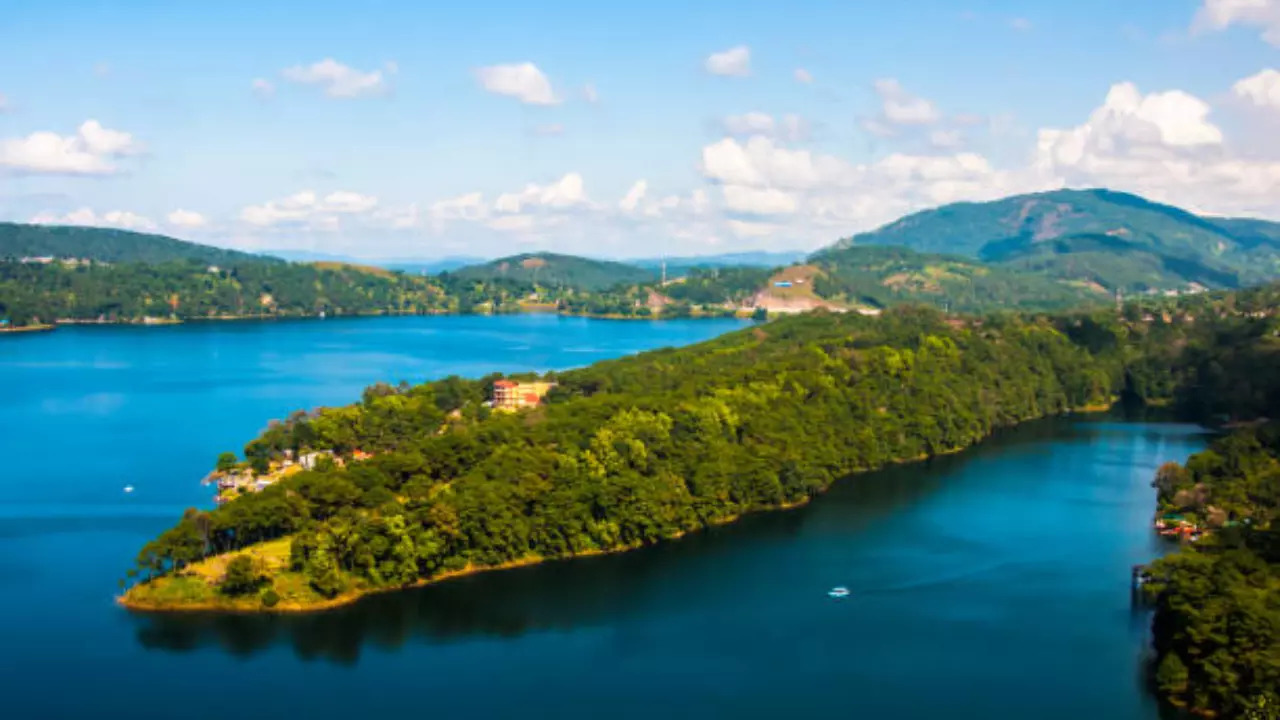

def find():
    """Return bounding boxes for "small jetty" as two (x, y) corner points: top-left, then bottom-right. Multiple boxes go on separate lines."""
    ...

(1131, 564), (1154, 606)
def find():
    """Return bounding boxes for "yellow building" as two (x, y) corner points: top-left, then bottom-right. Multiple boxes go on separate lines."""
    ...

(492, 380), (556, 410)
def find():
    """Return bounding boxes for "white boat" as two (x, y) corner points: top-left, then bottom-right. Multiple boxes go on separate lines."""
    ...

(123, 485), (134, 493)
(828, 586), (850, 598)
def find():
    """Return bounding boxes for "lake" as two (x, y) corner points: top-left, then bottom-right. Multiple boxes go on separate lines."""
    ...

(0, 315), (1204, 719)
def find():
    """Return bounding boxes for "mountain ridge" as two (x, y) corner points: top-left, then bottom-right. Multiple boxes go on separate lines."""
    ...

(819, 188), (1280, 291)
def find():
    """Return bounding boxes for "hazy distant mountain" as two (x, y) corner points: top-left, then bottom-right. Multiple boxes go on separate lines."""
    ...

(264, 250), (486, 274)
(631, 250), (806, 273)
(0, 223), (280, 266)
(448, 252), (656, 290)
(820, 188), (1280, 291)
(383, 257), (486, 274)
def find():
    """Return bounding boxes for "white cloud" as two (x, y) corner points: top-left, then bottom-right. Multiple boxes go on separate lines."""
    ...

(31, 207), (157, 231)
(0, 120), (141, 175)
(1194, 0), (1280, 46)
(1036, 82), (1223, 178)
(873, 78), (940, 126)
(494, 172), (587, 212)
(240, 190), (379, 227)
(487, 214), (537, 232)
(474, 62), (559, 105)
(1233, 68), (1280, 109)
(1035, 79), (1280, 217)
(322, 191), (379, 214)
(723, 111), (775, 136)
(430, 192), (489, 223)
(1010, 17), (1033, 31)
(78, 120), (139, 155)
(794, 68), (813, 84)
(726, 219), (777, 238)
(929, 129), (964, 148)
(619, 180), (648, 212)
(723, 112), (809, 141)
(583, 83), (599, 103)
(722, 185), (798, 215)
(705, 46), (751, 77)
(425, 173), (592, 239)
(167, 209), (207, 228)
(281, 59), (388, 98)
(0, 93), (9, 112)
(251, 78), (275, 99)
(702, 135), (854, 190)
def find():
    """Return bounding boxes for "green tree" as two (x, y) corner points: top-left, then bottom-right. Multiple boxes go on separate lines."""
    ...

(220, 555), (260, 595)
(215, 452), (238, 473)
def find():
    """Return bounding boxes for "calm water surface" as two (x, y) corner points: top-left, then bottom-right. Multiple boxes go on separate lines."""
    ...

(0, 315), (1203, 719)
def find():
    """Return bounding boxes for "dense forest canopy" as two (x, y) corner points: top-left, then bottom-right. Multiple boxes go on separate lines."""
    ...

(808, 245), (1104, 313)
(446, 252), (657, 291)
(0, 259), (455, 325)
(0, 222), (278, 266)
(1144, 426), (1280, 717)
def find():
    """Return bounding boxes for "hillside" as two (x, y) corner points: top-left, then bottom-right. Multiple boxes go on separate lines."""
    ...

(820, 189), (1280, 291)
(808, 245), (1105, 313)
(0, 259), (454, 325)
(0, 223), (277, 266)
(447, 252), (655, 291)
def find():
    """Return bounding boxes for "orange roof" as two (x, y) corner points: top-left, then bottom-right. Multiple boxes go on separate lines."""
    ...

(493, 380), (517, 388)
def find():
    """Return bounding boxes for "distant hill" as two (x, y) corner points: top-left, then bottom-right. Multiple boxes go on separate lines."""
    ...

(447, 252), (656, 291)
(821, 189), (1280, 291)
(631, 250), (806, 274)
(265, 249), (485, 275)
(0, 223), (278, 266)
(384, 257), (486, 275)
(808, 245), (1104, 313)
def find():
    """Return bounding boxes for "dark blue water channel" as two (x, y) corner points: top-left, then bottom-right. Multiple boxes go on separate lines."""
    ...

(0, 314), (1204, 719)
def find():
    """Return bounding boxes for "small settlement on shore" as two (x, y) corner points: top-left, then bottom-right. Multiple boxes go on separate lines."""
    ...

(203, 379), (557, 503)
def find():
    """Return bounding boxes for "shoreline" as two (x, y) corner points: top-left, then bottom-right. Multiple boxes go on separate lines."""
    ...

(119, 404), (1117, 615)
(117, 496), (811, 615)
(4, 308), (747, 335)
(0, 323), (55, 334)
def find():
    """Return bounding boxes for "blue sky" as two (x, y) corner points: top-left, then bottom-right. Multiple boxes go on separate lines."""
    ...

(2, 0), (1279, 258)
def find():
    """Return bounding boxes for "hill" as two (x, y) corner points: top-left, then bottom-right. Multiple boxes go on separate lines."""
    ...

(264, 250), (485, 275)
(0, 223), (277, 266)
(0, 258), (455, 326)
(447, 252), (655, 291)
(808, 245), (1105, 313)
(821, 189), (1280, 291)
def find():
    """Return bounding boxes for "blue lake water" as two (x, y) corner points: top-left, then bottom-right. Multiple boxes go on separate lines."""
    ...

(0, 315), (1204, 719)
